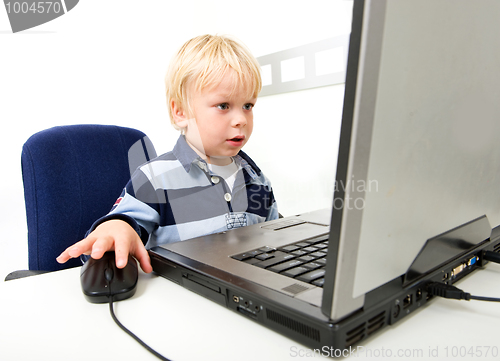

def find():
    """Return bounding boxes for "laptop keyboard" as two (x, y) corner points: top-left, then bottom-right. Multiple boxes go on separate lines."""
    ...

(231, 235), (329, 287)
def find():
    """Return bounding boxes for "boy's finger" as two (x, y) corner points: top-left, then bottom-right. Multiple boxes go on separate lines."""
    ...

(134, 246), (153, 273)
(90, 236), (115, 260)
(56, 236), (95, 263)
(139, 258), (153, 273)
(113, 238), (132, 269)
(56, 252), (70, 264)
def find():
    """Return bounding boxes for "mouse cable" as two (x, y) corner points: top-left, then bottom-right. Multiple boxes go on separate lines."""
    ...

(426, 282), (500, 302)
(109, 299), (172, 361)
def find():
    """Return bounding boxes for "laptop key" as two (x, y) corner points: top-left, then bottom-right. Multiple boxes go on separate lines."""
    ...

(242, 258), (261, 265)
(255, 253), (274, 261)
(302, 247), (318, 253)
(312, 278), (325, 287)
(280, 245), (300, 252)
(302, 262), (322, 270)
(302, 238), (323, 245)
(295, 242), (310, 248)
(315, 258), (327, 266)
(268, 259), (304, 273)
(313, 243), (328, 249)
(296, 269), (326, 283)
(254, 251), (296, 268)
(232, 253), (254, 261)
(258, 246), (275, 253)
(297, 255), (316, 263)
(232, 249), (263, 260)
(306, 237), (328, 245)
(281, 266), (309, 278)
(309, 251), (327, 258)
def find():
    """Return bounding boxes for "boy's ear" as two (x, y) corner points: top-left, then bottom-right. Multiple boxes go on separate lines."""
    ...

(171, 99), (189, 129)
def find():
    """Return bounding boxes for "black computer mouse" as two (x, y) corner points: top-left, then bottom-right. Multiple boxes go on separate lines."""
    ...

(80, 251), (138, 303)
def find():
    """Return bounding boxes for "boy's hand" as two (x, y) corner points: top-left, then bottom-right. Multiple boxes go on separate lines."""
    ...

(56, 219), (153, 273)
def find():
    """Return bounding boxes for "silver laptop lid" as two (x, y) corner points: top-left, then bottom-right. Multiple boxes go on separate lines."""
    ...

(323, 0), (500, 321)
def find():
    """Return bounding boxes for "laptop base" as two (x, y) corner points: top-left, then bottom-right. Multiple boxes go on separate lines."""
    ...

(149, 226), (500, 351)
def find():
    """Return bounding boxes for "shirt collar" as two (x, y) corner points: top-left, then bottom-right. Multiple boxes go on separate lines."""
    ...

(172, 135), (262, 179)
(236, 150), (261, 180)
(172, 135), (201, 173)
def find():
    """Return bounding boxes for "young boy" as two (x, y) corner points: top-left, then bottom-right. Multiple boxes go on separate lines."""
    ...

(57, 34), (279, 272)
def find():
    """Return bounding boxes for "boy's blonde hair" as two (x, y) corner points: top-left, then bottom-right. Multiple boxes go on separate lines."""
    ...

(165, 34), (262, 130)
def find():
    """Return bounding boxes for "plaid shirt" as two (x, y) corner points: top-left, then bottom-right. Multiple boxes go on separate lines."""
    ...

(89, 135), (278, 249)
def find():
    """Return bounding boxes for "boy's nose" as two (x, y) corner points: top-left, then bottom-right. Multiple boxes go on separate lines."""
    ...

(232, 112), (248, 127)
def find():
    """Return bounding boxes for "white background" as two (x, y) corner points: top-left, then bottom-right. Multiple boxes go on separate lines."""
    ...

(0, 0), (352, 278)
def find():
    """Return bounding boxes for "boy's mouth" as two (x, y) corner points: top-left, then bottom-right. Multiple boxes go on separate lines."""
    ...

(227, 135), (245, 145)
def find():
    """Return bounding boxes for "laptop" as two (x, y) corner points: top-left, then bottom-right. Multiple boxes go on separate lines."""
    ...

(148, 0), (500, 350)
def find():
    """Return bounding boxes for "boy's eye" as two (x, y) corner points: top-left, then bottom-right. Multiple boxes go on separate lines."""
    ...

(243, 103), (254, 110)
(216, 103), (229, 110)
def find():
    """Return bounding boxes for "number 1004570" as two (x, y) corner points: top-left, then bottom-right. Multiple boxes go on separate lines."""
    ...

(5, 2), (63, 14)
(443, 346), (499, 358)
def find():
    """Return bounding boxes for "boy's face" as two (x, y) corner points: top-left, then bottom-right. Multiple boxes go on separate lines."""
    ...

(174, 70), (256, 166)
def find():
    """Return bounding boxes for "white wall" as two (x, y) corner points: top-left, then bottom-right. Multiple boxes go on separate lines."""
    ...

(0, 0), (352, 278)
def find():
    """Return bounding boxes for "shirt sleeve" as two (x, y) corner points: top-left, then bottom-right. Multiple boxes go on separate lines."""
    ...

(85, 167), (162, 246)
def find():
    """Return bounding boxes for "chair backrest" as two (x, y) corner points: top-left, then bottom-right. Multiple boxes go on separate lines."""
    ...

(22, 124), (156, 271)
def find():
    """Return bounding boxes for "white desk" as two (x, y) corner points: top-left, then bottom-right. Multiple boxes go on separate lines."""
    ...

(2, 264), (500, 361)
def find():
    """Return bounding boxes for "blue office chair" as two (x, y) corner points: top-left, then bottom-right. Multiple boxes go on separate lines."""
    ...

(15, 124), (156, 276)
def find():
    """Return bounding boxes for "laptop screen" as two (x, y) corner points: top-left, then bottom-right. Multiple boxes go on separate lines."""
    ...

(324, 0), (500, 320)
